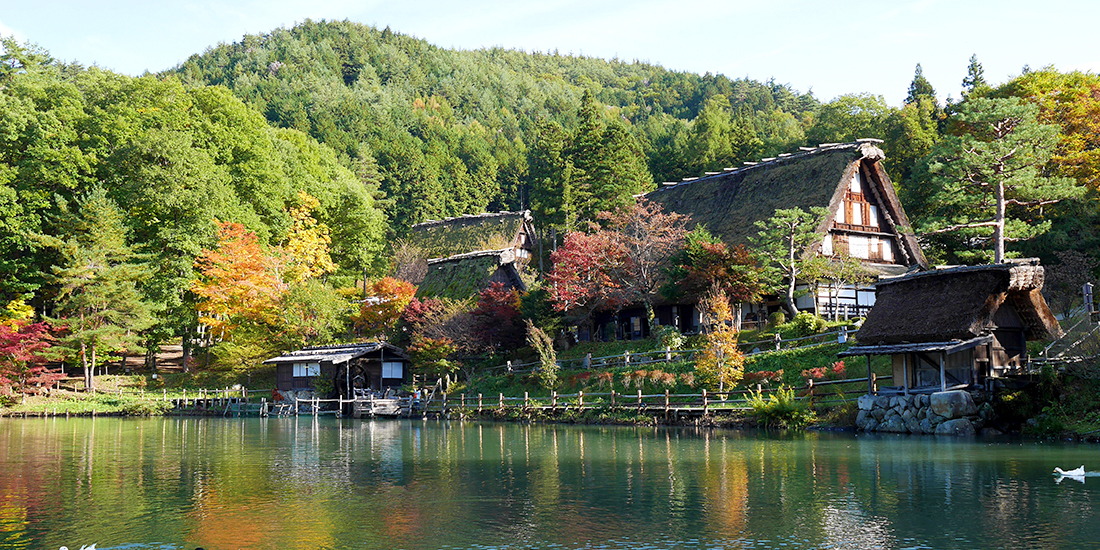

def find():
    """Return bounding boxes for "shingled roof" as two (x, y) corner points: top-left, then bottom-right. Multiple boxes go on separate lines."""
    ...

(853, 262), (1062, 346)
(406, 211), (535, 260)
(645, 140), (926, 273)
(415, 249), (527, 301)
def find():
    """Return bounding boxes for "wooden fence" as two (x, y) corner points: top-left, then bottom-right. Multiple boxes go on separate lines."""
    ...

(489, 326), (856, 374)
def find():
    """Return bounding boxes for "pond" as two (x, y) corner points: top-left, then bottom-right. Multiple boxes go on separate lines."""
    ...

(0, 417), (1097, 549)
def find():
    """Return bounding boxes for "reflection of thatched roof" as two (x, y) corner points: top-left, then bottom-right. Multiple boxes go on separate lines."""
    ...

(406, 211), (534, 260)
(416, 249), (526, 301)
(645, 140), (925, 268)
(854, 263), (1062, 345)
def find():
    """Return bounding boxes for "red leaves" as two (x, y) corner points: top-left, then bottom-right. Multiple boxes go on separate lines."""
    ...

(354, 277), (416, 338)
(192, 221), (287, 338)
(0, 321), (63, 394)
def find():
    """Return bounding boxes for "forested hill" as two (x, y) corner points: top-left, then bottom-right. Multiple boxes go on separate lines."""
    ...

(170, 19), (819, 231)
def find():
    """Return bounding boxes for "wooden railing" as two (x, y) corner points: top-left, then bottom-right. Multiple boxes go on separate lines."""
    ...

(489, 325), (857, 374)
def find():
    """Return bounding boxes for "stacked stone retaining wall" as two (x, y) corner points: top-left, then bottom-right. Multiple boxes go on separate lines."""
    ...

(856, 390), (996, 436)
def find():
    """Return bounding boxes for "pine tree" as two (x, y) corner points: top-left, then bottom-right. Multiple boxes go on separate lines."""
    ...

(921, 97), (1084, 263)
(48, 188), (155, 391)
(905, 64), (937, 106)
(962, 54), (989, 98)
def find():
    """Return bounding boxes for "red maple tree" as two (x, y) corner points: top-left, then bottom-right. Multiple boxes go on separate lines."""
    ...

(0, 321), (64, 396)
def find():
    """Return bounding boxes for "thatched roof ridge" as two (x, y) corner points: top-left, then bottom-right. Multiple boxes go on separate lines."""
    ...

(855, 263), (1061, 345)
(645, 141), (926, 268)
(416, 248), (525, 301)
(406, 210), (534, 260)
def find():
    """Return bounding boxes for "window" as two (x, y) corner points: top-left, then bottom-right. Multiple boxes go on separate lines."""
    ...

(868, 204), (879, 227)
(849, 172), (862, 193)
(882, 239), (894, 262)
(849, 235), (869, 259)
(294, 362), (320, 377)
(382, 362), (404, 379)
(821, 234), (833, 255)
(835, 206), (845, 224)
(851, 203), (863, 225)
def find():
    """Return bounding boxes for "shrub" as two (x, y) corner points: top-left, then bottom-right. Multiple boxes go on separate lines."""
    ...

(768, 311), (786, 326)
(653, 325), (684, 351)
(747, 385), (815, 429)
(791, 312), (827, 336)
(679, 372), (695, 387)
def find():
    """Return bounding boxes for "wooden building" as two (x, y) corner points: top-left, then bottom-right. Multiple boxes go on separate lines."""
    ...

(645, 140), (927, 327)
(415, 248), (527, 301)
(264, 342), (410, 397)
(840, 262), (1062, 394)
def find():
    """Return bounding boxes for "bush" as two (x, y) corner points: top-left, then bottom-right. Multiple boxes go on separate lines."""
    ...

(768, 311), (786, 326)
(791, 312), (827, 336)
(747, 386), (815, 429)
(653, 325), (684, 351)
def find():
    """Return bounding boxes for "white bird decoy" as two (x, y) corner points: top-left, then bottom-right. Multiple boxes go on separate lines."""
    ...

(1054, 465), (1086, 476)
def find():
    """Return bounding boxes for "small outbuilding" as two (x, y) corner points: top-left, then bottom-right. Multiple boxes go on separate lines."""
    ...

(264, 342), (411, 397)
(841, 261), (1062, 394)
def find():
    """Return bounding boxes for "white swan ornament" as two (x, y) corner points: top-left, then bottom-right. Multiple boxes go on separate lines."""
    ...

(1054, 465), (1085, 476)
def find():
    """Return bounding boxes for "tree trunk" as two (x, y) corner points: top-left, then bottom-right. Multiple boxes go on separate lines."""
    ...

(785, 276), (799, 319)
(994, 181), (1006, 263)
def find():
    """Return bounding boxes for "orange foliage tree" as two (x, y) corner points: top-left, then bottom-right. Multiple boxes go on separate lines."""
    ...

(192, 221), (287, 340)
(354, 277), (416, 339)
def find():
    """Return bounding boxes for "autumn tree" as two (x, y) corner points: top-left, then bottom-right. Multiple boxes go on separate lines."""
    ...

(663, 227), (763, 327)
(354, 277), (416, 339)
(546, 230), (626, 333)
(281, 190), (337, 283)
(693, 288), (744, 392)
(471, 282), (525, 354)
(920, 97), (1084, 263)
(0, 320), (63, 399)
(192, 221), (286, 342)
(750, 207), (830, 318)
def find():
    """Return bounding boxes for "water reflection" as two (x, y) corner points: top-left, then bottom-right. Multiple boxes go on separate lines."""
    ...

(1, 418), (1099, 549)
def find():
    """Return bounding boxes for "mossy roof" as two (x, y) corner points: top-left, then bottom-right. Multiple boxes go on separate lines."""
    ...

(406, 211), (532, 260)
(645, 141), (926, 267)
(853, 263), (1061, 345)
(415, 249), (525, 301)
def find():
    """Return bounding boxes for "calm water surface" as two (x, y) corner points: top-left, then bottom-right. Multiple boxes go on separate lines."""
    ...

(1, 417), (1098, 549)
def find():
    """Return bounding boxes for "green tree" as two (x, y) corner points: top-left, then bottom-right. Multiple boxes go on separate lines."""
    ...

(962, 54), (990, 98)
(805, 94), (894, 145)
(47, 188), (156, 390)
(905, 64), (937, 106)
(750, 207), (829, 318)
(920, 97), (1084, 263)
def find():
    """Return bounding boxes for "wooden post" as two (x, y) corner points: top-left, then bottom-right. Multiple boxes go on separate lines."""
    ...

(637, 389), (643, 410)
(524, 391), (529, 411)
(442, 392), (448, 415)
(902, 354), (909, 396)
(461, 393), (466, 409)
(478, 393), (483, 414)
(702, 389), (708, 415)
(871, 373), (878, 394)
(551, 391), (557, 410)
(866, 355), (873, 395)
(163, 389), (167, 402)
(807, 379), (814, 407)
(578, 391), (584, 410)
(664, 389), (670, 414)
(665, 346), (672, 362)
(624, 351), (630, 367)
(499, 392), (504, 410)
(940, 352), (946, 392)
(611, 390), (616, 408)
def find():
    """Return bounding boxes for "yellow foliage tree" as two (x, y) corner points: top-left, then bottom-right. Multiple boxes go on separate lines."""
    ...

(282, 190), (337, 283)
(694, 288), (744, 391)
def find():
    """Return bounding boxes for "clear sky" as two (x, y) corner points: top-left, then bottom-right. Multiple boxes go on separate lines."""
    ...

(2, 0), (1098, 106)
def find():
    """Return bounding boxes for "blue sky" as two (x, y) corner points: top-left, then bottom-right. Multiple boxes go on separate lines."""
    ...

(2, 0), (1098, 106)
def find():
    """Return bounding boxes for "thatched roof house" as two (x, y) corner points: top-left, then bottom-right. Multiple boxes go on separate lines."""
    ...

(416, 249), (526, 301)
(842, 262), (1062, 393)
(646, 140), (926, 277)
(406, 210), (537, 262)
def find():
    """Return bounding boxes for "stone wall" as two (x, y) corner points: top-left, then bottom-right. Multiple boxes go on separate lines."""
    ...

(856, 390), (995, 436)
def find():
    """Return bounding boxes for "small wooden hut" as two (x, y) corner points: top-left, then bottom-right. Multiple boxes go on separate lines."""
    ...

(264, 342), (410, 396)
(841, 262), (1062, 394)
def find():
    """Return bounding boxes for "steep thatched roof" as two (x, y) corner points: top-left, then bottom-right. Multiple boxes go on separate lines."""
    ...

(416, 249), (526, 301)
(406, 211), (534, 260)
(854, 262), (1062, 345)
(645, 140), (926, 269)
